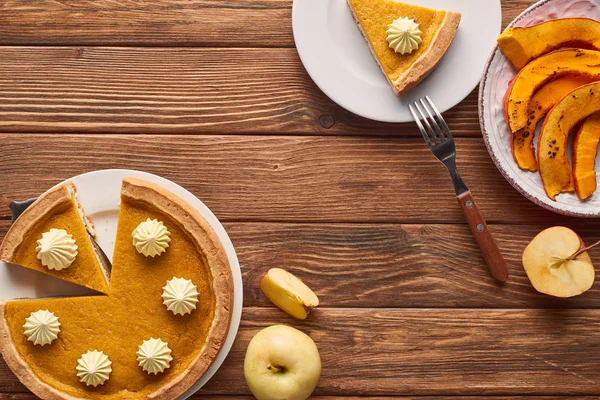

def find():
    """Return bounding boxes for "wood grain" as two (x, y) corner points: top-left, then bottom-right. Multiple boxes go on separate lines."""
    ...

(0, 46), (488, 136)
(0, 0), (293, 47)
(4, 220), (600, 309)
(0, 134), (573, 224)
(4, 308), (600, 395)
(0, 1), (534, 47)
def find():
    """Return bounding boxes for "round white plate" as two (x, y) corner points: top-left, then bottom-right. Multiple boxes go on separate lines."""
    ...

(0, 169), (243, 399)
(479, 0), (600, 218)
(292, 0), (502, 122)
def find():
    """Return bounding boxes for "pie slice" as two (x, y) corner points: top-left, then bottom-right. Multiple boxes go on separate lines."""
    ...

(0, 182), (110, 294)
(347, 0), (461, 95)
(0, 178), (233, 399)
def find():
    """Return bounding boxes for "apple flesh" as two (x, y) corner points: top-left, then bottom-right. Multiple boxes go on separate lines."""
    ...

(260, 268), (319, 320)
(244, 325), (321, 400)
(522, 227), (595, 298)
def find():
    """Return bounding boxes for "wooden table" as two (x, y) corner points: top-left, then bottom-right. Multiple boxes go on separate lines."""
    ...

(2, 0), (600, 399)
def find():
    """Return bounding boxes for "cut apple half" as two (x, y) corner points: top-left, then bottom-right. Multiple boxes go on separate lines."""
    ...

(574, 112), (600, 200)
(498, 18), (600, 70)
(539, 81), (600, 200)
(504, 75), (598, 171)
(505, 49), (600, 139)
(522, 227), (595, 298)
(260, 268), (319, 320)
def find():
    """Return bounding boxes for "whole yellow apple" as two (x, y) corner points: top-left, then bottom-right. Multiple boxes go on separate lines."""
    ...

(244, 325), (321, 400)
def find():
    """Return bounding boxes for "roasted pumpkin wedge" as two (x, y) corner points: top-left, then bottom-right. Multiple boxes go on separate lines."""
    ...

(498, 18), (600, 70)
(574, 112), (600, 200)
(539, 81), (600, 200)
(506, 49), (600, 141)
(504, 75), (598, 171)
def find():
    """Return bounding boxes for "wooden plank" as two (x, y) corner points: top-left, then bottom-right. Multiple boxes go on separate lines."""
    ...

(3, 308), (600, 395)
(223, 222), (600, 309)
(2, 220), (600, 309)
(0, 0), (292, 47)
(0, 134), (572, 224)
(0, 46), (482, 136)
(0, 1), (533, 47)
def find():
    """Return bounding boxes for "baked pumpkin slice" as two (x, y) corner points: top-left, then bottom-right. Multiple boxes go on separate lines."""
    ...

(0, 181), (110, 294)
(0, 178), (233, 399)
(347, 0), (461, 95)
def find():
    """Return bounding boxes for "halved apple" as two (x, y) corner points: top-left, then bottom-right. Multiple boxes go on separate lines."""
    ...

(574, 112), (600, 200)
(505, 49), (600, 139)
(260, 268), (319, 320)
(539, 81), (600, 200)
(498, 18), (600, 70)
(504, 75), (598, 171)
(522, 227), (595, 298)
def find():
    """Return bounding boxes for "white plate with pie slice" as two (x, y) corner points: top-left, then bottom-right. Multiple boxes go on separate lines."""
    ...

(0, 169), (243, 399)
(292, 0), (502, 122)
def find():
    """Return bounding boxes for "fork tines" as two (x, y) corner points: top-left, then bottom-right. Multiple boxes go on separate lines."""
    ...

(409, 96), (453, 146)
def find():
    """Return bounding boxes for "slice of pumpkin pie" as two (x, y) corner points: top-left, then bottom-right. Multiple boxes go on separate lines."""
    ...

(347, 0), (461, 95)
(0, 182), (110, 294)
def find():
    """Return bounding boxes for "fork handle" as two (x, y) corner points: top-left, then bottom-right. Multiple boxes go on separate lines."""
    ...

(457, 191), (509, 282)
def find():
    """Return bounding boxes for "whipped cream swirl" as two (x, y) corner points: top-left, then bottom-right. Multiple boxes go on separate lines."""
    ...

(36, 228), (78, 270)
(162, 277), (199, 316)
(23, 309), (61, 346)
(137, 338), (173, 374)
(76, 350), (112, 387)
(386, 16), (423, 55)
(132, 218), (171, 257)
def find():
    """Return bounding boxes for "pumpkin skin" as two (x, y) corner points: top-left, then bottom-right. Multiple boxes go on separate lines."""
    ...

(498, 18), (600, 70)
(506, 49), (600, 146)
(574, 112), (600, 200)
(503, 75), (598, 171)
(539, 81), (600, 200)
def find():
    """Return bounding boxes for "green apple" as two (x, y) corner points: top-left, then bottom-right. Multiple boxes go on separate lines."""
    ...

(244, 325), (321, 400)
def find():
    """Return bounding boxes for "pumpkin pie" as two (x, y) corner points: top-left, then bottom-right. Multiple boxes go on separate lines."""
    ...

(0, 182), (110, 294)
(0, 177), (233, 399)
(347, 0), (461, 95)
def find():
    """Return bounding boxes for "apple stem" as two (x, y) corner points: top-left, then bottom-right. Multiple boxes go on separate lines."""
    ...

(267, 365), (282, 374)
(567, 239), (600, 261)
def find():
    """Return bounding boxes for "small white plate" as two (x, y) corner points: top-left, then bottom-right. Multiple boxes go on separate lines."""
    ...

(479, 0), (600, 217)
(292, 0), (502, 122)
(0, 169), (243, 399)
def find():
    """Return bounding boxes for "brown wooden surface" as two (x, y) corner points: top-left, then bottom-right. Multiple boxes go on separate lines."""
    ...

(4, 0), (599, 399)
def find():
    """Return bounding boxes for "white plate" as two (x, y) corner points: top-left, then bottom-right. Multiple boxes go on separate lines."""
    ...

(0, 169), (243, 399)
(479, 0), (600, 218)
(292, 0), (502, 122)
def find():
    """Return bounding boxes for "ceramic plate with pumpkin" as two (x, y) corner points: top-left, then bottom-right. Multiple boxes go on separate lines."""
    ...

(479, 0), (600, 217)
(0, 170), (243, 400)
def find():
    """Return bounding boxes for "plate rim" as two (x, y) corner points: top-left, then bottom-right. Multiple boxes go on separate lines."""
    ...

(477, 0), (600, 218)
(14, 168), (243, 398)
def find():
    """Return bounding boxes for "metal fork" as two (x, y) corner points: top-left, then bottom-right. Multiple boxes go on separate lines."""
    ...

(1, 193), (112, 268)
(409, 96), (508, 282)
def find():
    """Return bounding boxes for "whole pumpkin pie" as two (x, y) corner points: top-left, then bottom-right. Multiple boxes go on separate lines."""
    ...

(0, 181), (110, 294)
(347, 0), (461, 95)
(0, 177), (233, 399)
